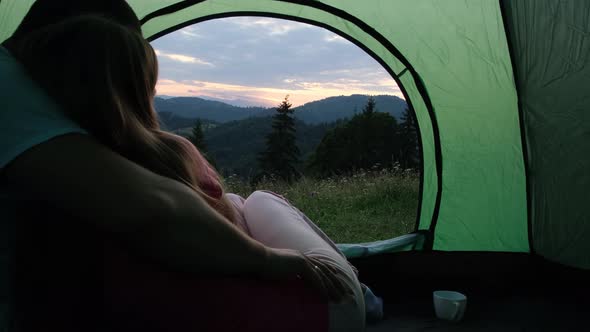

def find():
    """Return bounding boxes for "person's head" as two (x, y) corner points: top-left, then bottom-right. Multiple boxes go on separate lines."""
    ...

(14, 15), (237, 223)
(4, 0), (140, 51)
(15, 15), (158, 145)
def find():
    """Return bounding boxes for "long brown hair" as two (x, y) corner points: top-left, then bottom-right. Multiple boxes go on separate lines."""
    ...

(14, 15), (238, 224)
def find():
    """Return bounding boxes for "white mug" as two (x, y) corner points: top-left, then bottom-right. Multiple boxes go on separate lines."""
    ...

(433, 290), (467, 322)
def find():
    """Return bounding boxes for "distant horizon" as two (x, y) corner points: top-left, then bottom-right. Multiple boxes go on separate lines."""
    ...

(155, 92), (404, 108)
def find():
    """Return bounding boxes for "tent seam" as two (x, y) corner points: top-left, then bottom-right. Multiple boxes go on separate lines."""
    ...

(499, 0), (535, 254)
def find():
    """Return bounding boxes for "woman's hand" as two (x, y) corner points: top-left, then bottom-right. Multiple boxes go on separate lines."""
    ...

(264, 247), (353, 303)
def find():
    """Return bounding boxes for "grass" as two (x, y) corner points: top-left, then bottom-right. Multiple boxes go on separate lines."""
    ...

(224, 168), (420, 243)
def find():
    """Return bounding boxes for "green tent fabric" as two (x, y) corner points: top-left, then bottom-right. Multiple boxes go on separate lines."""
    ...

(503, 0), (590, 272)
(1, 0), (588, 270)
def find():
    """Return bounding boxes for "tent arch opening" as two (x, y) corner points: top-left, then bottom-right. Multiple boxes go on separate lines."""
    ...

(143, 4), (443, 250)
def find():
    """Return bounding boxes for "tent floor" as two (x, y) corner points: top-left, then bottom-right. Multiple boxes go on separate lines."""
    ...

(351, 251), (590, 332)
(367, 293), (588, 331)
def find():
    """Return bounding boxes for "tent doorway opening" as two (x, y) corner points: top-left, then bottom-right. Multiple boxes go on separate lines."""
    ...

(151, 16), (423, 246)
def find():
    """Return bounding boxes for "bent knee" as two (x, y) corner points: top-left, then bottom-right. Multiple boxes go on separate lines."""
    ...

(244, 190), (282, 206)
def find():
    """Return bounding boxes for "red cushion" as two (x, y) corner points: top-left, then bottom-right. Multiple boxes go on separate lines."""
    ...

(102, 243), (329, 332)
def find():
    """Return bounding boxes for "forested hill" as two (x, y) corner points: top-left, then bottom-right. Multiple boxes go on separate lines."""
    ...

(155, 94), (407, 128)
(204, 116), (339, 177)
(154, 97), (269, 123)
(294, 94), (406, 124)
(157, 111), (217, 132)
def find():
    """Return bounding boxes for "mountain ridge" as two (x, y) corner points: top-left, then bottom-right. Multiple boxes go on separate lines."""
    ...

(155, 94), (407, 128)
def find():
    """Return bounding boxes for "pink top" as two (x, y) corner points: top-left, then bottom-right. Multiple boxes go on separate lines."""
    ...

(172, 134), (223, 199)
(173, 134), (251, 234)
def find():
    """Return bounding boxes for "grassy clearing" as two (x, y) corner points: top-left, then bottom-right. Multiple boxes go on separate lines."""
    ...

(224, 169), (419, 243)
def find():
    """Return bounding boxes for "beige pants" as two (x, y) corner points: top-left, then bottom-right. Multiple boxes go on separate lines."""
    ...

(227, 191), (365, 332)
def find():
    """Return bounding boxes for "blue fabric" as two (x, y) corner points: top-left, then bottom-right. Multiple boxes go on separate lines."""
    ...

(0, 46), (87, 170)
(0, 45), (87, 331)
(337, 233), (422, 258)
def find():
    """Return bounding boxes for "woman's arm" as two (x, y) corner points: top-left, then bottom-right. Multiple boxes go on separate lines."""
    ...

(2, 134), (266, 273)
(2, 134), (348, 300)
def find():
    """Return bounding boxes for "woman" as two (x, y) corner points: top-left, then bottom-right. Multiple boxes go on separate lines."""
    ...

(14, 15), (365, 331)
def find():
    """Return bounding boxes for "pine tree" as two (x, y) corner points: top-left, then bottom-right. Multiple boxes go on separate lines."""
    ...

(399, 107), (420, 169)
(257, 95), (300, 183)
(363, 95), (376, 115)
(189, 119), (207, 153)
(188, 119), (218, 168)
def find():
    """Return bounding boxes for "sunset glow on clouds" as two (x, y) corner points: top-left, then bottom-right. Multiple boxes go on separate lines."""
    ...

(151, 17), (401, 107)
(156, 77), (401, 107)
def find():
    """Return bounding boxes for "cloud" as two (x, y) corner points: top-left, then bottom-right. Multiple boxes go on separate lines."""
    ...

(318, 68), (387, 78)
(296, 79), (399, 93)
(225, 17), (311, 36)
(324, 33), (347, 43)
(318, 69), (353, 76)
(155, 49), (214, 66)
(157, 79), (177, 85)
(179, 26), (201, 39)
(186, 80), (206, 87)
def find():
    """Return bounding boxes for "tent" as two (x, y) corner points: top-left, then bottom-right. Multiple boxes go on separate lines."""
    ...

(2, 0), (589, 330)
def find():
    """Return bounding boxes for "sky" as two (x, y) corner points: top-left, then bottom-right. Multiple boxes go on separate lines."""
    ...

(151, 17), (402, 108)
